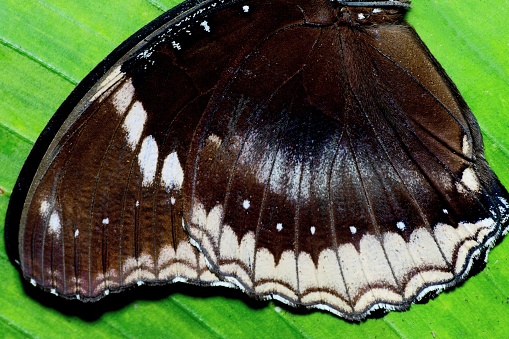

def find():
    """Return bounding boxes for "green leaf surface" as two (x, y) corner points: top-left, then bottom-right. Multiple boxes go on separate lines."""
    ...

(1, 0), (508, 337)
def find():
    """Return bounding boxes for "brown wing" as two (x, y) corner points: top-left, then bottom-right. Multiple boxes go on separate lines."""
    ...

(183, 4), (509, 320)
(19, 74), (217, 299)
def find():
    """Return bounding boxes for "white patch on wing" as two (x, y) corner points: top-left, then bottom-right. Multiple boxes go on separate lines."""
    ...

(337, 242), (374, 309)
(276, 223), (283, 232)
(295, 252), (318, 292)
(189, 200), (223, 263)
(161, 151), (184, 190)
(255, 249), (298, 298)
(310, 226), (316, 235)
(396, 221), (406, 231)
(39, 200), (50, 216)
(243, 199), (250, 210)
(350, 226), (357, 234)
(74, 229), (79, 238)
(434, 218), (495, 273)
(48, 211), (62, 238)
(200, 20), (210, 32)
(300, 249), (350, 310)
(138, 136), (159, 186)
(206, 133), (222, 147)
(409, 228), (449, 268)
(123, 101), (147, 149)
(400, 228), (451, 297)
(172, 41), (181, 50)
(93, 268), (119, 294)
(462, 135), (471, 156)
(456, 167), (480, 194)
(499, 196), (509, 209)
(122, 253), (156, 285)
(102, 218), (109, 225)
(158, 241), (198, 279)
(219, 226), (255, 285)
(355, 235), (402, 309)
(112, 78), (135, 115)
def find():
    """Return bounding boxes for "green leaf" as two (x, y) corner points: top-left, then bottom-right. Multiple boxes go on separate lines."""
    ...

(1, 0), (508, 337)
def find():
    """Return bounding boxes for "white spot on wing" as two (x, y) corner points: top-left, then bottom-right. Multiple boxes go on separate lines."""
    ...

(200, 20), (210, 32)
(443, 209), (449, 215)
(276, 223), (283, 232)
(243, 199), (250, 210)
(30, 279), (36, 286)
(350, 226), (357, 234)
(462, 135), (471, 156)
(49, 211), (61, 238)
(138, 136), (159, 186)
(242, 5), (250, 12)
(123, 101), (147, 150)
(372, 8), (382, 13)
(310, 226), (316, 235)
(170, 196), (176, 205)
(102, 218), (109, 225)
(358, 13), (366, 20)
(74, 229), (79, 238)
(50, 289), (58, 296)
(456, 167), (480, 194)
(112, 78), (135, 115)
(206, 133), (222, 147)
(396, 221), (406, 231)
(161, 151), (184, 190)
(40, 200), (50, 216)
(172, 41), (181, 50)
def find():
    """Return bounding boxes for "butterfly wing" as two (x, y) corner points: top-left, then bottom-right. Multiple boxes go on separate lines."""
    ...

(11, 0), (266, 300)
(8, 0), (509, 319)
(183, 4), (509, 319)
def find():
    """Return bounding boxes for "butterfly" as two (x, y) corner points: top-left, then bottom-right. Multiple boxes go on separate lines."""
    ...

(5, 0), (509, 321)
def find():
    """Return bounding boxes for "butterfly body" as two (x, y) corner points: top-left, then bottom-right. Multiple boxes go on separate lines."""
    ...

(6, 0), (509, 320)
